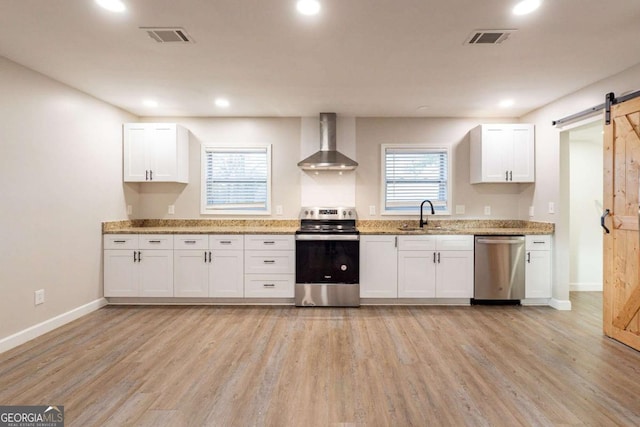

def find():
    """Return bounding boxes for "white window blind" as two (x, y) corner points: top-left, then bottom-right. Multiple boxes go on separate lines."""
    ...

(383, 146), (449, 213)
(201, 146), (271, 213)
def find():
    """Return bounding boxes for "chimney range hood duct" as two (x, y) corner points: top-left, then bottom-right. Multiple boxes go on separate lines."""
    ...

(298, 113), (358, 171)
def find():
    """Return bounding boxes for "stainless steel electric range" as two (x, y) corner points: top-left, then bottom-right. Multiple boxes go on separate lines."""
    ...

(294, 207), (360, 307)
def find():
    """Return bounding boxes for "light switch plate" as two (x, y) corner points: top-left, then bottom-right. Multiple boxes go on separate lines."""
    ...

(484, 206), (491, 215)
(455, 205), (465, 215)
(127, 205), (132, 215)
(369, 205), (376, 215)
(548, 202), (555, 214)
(529, 206), (535, 217)
(35, 289), (45, 306)
(276, 205), (283, 215)
(168, 205), (175, 215)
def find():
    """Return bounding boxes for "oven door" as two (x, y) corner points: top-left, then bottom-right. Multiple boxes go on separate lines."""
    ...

(295, 235), (359, 284)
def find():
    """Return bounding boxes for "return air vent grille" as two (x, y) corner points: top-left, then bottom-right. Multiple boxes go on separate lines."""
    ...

(465, 29), (516, 45)
(141, 27), (194, 43)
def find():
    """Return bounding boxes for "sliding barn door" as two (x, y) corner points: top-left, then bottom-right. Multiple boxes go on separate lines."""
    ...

(603, 96), (640, 351)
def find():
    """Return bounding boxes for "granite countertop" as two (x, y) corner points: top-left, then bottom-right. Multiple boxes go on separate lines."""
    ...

(103, 219), (554, 236)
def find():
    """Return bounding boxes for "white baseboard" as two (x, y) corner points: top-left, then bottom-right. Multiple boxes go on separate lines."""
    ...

(549, 298), (572, 311)
(0, 298), (107, 354)
(570, 282), (603, 291)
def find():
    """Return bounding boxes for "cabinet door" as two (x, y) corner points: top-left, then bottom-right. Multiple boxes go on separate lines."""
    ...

(210, 250), (244, 297)
(104, 250), (138, 297)
(482, 126), (511, 182)
(149, 124), (178, 182)
(123, 124), (149, 182)
(360, 235), (398, 298)
(511, 125), (535, 182)
(139, 250), (174, 297)
(436, 251), (473, 298)
(398, 251), (436, 298)
(174, 250), (209, 298)
(525, 250), (552, 298)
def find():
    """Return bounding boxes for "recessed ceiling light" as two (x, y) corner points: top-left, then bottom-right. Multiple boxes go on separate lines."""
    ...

(499, 99), (515, 108)
(142, 99), (158, 108)
(214, 98), (230, 108)
(95, 0), (126, 13)
(297, 0), (321, 16)
(513, 0), (542, 16)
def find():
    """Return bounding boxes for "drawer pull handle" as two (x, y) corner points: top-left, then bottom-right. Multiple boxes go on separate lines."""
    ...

(149, 240), (161, 244)
(114, 240), (126, 243)
(137, 251), (142, 261)
(133, 251), (137, 262)
(185, 240), (197, 244)
(533, 241), (546, 244)
(263, 260), (275, 264)
(220, 241), (232, 244)
(263, 241), (275, 245)
(263, 283), (275, 287)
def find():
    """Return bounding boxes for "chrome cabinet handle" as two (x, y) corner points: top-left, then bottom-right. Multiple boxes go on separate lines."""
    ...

(600, 209), (610, 234)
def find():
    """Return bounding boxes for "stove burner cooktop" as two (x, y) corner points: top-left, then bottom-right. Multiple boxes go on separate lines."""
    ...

(296, 207), (358, 235)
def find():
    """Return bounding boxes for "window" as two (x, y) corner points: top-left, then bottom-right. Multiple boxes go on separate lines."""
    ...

(201, 145), (271, 215)
(382, 145), (450, 214)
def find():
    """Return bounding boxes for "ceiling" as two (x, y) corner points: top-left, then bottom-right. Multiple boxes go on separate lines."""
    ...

(1, 0), (639, 118)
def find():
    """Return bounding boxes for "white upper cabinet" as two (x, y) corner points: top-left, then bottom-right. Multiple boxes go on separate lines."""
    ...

(123, 123), (189, 183)
(470, 124), (534, 183)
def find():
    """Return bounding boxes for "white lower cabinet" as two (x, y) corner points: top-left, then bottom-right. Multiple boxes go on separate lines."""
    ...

(104, 234), (173, 297)
(525, 235), (552, 299)
(397, 235), (474, 299)
(244, 235), (294, 298)
(360, 235), (399, 298)
(173, 235), (244, 298)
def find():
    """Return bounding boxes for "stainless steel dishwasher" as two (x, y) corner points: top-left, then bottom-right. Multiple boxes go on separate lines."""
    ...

(474, 235), (525, 302)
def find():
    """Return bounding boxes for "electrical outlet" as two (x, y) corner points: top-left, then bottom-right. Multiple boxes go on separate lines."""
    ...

(35, 289), (45, 306)
(168, 205), (175, 215)
(455, 205), (465, 215)
(369, 205), (376, 215)
(484, 206), (491, 216)
(548, 202), (555, 214)
(127, 205), (132, 215)
(276, 205), (283, 215)
(529, 206), (535, 217)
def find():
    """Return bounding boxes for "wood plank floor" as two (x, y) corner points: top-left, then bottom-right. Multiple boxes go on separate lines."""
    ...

(1, 293), (640, 426)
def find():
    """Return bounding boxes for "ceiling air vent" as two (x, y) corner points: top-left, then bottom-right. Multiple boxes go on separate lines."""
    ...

(465, 29), (516, 45)
(141, 27), (194, 43)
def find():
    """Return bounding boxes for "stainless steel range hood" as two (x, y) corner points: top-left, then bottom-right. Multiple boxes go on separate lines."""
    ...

(298, 113), (358, 171)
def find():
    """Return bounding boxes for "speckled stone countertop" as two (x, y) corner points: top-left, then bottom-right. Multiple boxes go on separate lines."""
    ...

(103, 219), (554, 235)
(357, 220), (554, 235)
(102, 219), (299, 235)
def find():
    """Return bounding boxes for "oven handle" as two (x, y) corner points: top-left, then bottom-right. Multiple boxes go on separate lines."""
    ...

(295, 234), (359, 241)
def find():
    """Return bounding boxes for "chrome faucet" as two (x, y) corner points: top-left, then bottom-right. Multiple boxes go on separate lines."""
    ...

(419, 200), (435, 228)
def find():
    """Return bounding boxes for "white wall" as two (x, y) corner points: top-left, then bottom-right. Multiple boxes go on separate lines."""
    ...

(520, 61), (640, 306)
(0, 56), (135, 340)
(355, 117), (526, 220)
(137, 117), (301, 219)
(569, 122), (603, 290)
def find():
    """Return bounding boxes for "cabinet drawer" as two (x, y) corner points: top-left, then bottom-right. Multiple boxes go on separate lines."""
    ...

(244, 251), (294, 274)
(174, 235), (209, 250)
(244, 275), (294, 298)
(526, 235), (551, 250)
(210, 235), (244, 250)
(436, 235), (474, 251)
(139, 235), (174, 250)
(398, 235), (436, 251)
(244, 235), (294, 251)
(104, 234), (138, 249)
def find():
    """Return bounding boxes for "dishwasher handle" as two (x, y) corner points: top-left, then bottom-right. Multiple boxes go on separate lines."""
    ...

(476, 238), (524, 244)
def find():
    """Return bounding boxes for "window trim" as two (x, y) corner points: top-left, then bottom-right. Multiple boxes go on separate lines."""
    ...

(200, 144), (272, 215)
(380, 144), (452, 216)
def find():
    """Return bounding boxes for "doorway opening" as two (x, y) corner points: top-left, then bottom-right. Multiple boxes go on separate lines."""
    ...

(562, 119), (604, 292)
